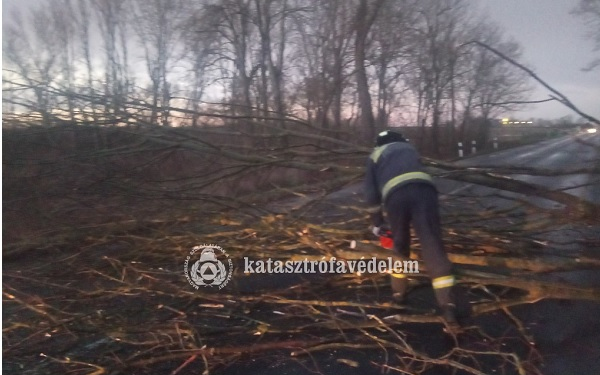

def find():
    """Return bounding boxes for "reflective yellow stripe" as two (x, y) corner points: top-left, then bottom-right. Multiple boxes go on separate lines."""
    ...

(390, 273), (407, 279)
(370, 144), (392, 163)
(381, 172), (433, 201)
(432, 275), (455, 289)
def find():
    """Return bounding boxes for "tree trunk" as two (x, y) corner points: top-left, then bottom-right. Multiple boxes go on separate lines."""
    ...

(354, 0), (385, 140)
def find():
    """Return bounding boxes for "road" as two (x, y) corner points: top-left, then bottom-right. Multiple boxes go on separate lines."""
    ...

(286, 132), (600, 375)
(436, 132), (600, 375)
(436, 132), (600, 251)
(456, 132), (600, 204)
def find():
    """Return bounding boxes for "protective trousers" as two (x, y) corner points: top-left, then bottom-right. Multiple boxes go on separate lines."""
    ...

(384, 183), (456, 309)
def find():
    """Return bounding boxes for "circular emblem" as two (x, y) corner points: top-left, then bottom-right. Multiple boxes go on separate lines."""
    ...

(184, 244), (233, 290)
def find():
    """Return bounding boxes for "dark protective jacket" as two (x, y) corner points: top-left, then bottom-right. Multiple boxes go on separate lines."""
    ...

(364, 141), (435, 209)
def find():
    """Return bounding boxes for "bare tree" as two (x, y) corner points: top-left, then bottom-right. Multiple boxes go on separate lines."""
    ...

(369, 0), (418, 130)
(91, 0), (131, 122)
(289, 0), (355, 129)
(253, 0), (287, 117)
(3, 6), (61, 125)
(2, 0), (537, 139)
(456, 23), (532, 145)
(180, 5), (216, 127)
(130, 0), (188, 126)
(354, 0), (386, 139)
(572, 0), (600, 71)
(408, 0), (469, 155)
(199, 0), (257, 116)
(73, 0), (99, 123)
(50, 0), (79, 122)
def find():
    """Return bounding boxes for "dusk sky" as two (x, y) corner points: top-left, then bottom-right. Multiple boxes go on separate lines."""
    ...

(477, 0), (600, 121)
(3, 0), (599, 121)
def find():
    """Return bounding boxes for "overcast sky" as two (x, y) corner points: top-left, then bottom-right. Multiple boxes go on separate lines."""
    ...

(3, 0), (599, 121)
(477, 0), (599, 121)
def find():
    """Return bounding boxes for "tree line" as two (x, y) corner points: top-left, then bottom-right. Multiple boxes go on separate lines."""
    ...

(3, 0), (534, 149)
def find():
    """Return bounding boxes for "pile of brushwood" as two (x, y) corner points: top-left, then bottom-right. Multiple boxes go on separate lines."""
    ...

(3, 117), (600, 375)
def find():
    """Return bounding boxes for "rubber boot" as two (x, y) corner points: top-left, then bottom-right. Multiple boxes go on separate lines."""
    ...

(390, 274), (408, 303)
(436, 284), (471, 315)
(452, 285), (472, 320)
(434, 286), (461, 331)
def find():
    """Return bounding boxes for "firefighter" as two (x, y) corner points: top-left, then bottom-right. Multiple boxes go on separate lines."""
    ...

(364, 130), (466, 327)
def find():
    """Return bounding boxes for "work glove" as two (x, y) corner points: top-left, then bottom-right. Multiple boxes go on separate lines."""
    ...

(372, 226), (382, 236)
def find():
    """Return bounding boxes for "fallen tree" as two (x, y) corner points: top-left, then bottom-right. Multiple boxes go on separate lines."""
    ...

(3, 96), (599, 374)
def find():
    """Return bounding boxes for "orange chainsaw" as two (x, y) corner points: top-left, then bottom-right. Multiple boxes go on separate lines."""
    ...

(350, 227), (394, 250)
(378, 228), (394, 249)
